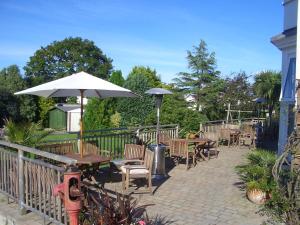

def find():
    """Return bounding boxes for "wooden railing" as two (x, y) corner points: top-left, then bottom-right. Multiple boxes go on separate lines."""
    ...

(39, 124), (179, 159)
(200, 118), (266, 133)
(136, 124), (179, 144)
(0, 141), (77, 225)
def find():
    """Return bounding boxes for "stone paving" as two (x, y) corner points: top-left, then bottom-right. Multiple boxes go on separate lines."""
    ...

(0, 146), (267, 225)
(104, 146), (266, 225)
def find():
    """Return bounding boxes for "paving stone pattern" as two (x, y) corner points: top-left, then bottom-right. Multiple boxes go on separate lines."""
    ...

(106, 147), (267, 225)
(0, 147), (267, 225)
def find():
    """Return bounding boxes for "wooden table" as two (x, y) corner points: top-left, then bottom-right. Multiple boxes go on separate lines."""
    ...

(65, 153), (111, 179)
(186, 138), (211, 161)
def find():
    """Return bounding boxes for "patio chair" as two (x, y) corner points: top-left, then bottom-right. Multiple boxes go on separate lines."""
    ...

(202, 132), (220, 159)
(219, 128), (232, 147)
(38, 142), (75, 155)
(110, 144), (145, 171)
(121, 149), (154, 194)
(82, 142), (111, 157)
(158, 132), (172, 155)
(238, 124), (255, 147)
(169, 139), (196, 170)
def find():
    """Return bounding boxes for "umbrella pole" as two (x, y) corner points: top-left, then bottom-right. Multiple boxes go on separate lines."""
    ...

(80, 90), (84, 158)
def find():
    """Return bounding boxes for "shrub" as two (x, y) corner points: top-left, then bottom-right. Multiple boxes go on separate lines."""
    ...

(236, 149), (276, 193)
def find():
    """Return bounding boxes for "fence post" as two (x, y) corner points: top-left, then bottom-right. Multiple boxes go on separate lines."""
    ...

(199, 123), (203, 132)
(18, 148), (26, 215)
(175, 125), (179, 138)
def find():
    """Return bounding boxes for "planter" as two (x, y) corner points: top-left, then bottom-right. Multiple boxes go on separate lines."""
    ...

(246, 189), (267, 205)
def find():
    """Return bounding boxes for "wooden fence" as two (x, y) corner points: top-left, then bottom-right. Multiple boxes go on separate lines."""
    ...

(0, 141), (77, 225)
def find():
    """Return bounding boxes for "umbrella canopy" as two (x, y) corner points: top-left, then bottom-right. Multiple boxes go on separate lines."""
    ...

(15, 71), (137, 158)
(15, 71), (137, 98)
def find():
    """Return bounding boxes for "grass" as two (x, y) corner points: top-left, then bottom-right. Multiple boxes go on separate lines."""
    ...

(41, 133), (78, 141)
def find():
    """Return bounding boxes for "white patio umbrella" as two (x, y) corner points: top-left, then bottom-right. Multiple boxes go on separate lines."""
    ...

(15, 71), (137, 157)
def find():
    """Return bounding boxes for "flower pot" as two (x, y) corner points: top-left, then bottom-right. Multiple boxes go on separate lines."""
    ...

(246, 189), (266, 205)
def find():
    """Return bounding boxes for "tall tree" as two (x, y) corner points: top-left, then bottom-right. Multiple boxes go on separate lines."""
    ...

(109, 70), (125, 86)
(174, 40), (220, 112)
(221, 72), (255, 119)
(117, 70), (155, 126)
(83, 70), (126, 130)
(127, 66), (161, 87)
(24, 37), (113, 86)
(254, 71), (281, 122)
(0, 65), (38, 125)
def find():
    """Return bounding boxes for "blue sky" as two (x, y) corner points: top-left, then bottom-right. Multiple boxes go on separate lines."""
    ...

(0, 0), (283, 83)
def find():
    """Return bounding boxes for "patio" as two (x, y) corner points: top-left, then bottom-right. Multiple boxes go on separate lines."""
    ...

(0, 146), (266, 225)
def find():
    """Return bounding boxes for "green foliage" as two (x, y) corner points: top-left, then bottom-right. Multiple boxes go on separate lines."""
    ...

(118, 72), (154, 126)
(4, 118), (52, 147)
(0, 65), (38, 125)
(109, 70), (125, 86)
(222, 72), (255, 112)
(253, 70), (281, 122)
(236, 149), (276, 192)
(127, 66), (161, 87)
(38, 97), (55, 126)
(265, 132), (300, 225)
(24, 37), (113, 86)
(83, 98), (114, 130)
(145, 89), (208, 134)
(173, 40), (222, 120)
(83, 71), (125, 130)
(110, 112), (121, 128)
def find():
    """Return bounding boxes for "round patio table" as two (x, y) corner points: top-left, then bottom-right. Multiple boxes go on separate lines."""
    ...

(65, 153), (111, 180)
(186, 138), (211, 161)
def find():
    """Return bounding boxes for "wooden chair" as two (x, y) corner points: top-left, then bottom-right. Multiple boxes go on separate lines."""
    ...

(39, 142), (75, 155)
(239, 125), (255, 148)
(169, 139), (195, 170)
(202, 132), (219, 159)
(219, 128), (232, 147)
(124, 144), (145, 160)
(121, 149), (154, 193)
(82, 142), (111, 157)
(158, 132), (172, 155)
(110, 144), (145, 170)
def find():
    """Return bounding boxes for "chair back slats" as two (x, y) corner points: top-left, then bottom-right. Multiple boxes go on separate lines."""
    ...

(143, 149), (154, 171)
(220, 128), (231, 139)
(159, 132), (172, 146)
(124, 144), (145, 160)
(203, 132), (219, 142)
(170, 139), (188, 158)
(39, 143), (74, 155)
(83, 142), (99, 155)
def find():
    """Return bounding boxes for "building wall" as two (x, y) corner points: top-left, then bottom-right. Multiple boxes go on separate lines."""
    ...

(49, 109), (67, 130)
(272, 0), (297, 154)
(284, 0), (297, 30)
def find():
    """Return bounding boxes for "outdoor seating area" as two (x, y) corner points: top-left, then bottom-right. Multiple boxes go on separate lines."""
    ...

(0, 145), (266, 225)
(0, 116), (268, 225)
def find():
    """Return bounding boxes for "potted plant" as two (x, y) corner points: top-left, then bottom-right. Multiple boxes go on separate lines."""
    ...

(236, 149), (276, 204)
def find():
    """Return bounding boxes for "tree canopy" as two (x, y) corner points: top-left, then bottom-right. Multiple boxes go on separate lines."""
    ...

(117, 70), (156, 126)
(254, 70), (281, 121)
(0, 65), (38, 125)
(174, 40), (220, 112)
(24, 37), (113, 86)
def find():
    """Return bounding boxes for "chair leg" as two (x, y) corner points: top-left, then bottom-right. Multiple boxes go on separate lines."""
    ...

(122, 173), (126, 190)
(148, 174), (152, 194)
(193, 154), (196, 167)
(186, 157), (189, 170)
(126, 171), (130, 191)
(208, 148), (210, 160)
